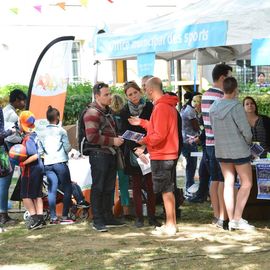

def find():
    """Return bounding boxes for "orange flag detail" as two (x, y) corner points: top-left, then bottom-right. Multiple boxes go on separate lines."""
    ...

(56, 2), (66, 10)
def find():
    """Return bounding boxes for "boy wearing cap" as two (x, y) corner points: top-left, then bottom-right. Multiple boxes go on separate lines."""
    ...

(19, 111), (44, 230)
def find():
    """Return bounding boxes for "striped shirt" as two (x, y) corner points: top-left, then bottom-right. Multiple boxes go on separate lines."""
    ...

(83, 101), (116, 148)
(201, 87), (223, 146)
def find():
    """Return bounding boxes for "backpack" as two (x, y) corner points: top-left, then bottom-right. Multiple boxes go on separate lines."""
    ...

(176, 109), (183, 156)
(77, 105), (107, 155)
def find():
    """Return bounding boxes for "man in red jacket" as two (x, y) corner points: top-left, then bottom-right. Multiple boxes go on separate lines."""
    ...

(128, 77), (179, 236)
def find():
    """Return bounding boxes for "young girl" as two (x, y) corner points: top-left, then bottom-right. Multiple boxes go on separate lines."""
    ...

(19, 111), (44, 230)
(39, 106), (73, 224)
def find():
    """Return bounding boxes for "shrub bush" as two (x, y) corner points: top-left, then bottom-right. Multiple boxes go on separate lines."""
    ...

(63, 82), (93, 125)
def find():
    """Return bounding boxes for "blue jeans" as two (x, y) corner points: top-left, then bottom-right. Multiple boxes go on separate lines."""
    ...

(0, 149), (16, 213)
(182, 142), (198, 190)
(89, 151), (117, 224)
(196, 148), (210, 198)
(45, 163), (72, 219)
(205, 146), (224, 182)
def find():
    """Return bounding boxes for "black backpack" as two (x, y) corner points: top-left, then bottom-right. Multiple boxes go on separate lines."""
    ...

(77, 105), (90, 155)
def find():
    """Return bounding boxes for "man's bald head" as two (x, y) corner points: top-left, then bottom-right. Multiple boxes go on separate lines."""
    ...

(146, 77), (163, 92)
(145, 77), (163, 101)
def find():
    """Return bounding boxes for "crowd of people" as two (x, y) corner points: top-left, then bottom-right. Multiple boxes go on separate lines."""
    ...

(1, 64), (270, 235)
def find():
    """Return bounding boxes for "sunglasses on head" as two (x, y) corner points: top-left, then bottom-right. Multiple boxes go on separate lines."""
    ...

(124, 80), (135, 86)
(96, 82), (108, 90)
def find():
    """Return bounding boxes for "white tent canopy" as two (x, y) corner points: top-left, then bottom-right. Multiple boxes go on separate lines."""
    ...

(95, 0), (270, 64)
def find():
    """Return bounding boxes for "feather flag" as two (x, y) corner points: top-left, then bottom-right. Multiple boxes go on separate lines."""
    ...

(27, 36), (75, 123)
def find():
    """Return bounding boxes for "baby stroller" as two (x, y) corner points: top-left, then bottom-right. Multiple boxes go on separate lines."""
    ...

(23, 176), (91, 222)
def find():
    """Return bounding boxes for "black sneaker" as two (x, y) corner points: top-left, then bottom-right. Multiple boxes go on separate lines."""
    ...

(148, 216), (162, 227)
(188, 196), (205, 203)
(92, 223), (108, 232)
(134, 217), (144, 228)
(28, 220), (43, 230)
(0, 214), (17, 225)
(77, 200), (91, 209)
(104, 218), (126, 228)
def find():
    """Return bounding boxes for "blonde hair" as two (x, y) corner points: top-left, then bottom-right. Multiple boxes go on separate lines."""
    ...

(110, 94), (125, 113)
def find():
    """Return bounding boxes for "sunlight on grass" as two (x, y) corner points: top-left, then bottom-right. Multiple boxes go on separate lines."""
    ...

(235, 264), (261, 270)
(204, 244), (238, 253)
(0, 263), (53, 270)
(61, 224), (86, 231)
(103, 232), (147, 239)
(208, 254), (225, 259)
(26, 234), (44, 239)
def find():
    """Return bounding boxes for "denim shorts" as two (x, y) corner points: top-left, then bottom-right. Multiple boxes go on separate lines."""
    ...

(217, 156), (251, 165)
(150, 160), (176, 194)
(205, 146), (224, 182)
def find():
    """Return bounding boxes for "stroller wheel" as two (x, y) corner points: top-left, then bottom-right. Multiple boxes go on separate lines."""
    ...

(23, 210), (30, 221)
(43, 209), (50, 221)
(77, 208), (90, 220)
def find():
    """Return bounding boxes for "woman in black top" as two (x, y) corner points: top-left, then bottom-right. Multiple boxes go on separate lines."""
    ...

(120, 81), (160, 228)
(243, 96), (270, 158)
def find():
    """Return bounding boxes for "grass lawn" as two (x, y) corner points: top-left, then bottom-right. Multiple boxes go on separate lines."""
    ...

(1, 200), (270, 270)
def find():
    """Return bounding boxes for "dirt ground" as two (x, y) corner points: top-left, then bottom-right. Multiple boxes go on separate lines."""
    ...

(1, 202), (270, 270)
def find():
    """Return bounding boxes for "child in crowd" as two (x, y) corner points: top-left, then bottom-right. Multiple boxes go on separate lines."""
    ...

(71, 182), (90, 208)
(19, 111), (44, 230)
(39, 106), (73, 224)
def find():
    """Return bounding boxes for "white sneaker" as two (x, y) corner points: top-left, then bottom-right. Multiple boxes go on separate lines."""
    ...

(151, 225), (177, 236)
(229, 219), (255, 231)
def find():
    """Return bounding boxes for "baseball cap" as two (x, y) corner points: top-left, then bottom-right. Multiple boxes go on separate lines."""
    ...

(19, 111), (36, 132)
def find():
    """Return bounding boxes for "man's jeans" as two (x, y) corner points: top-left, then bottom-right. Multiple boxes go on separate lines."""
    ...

(89, 151), (117, 225)
(196, 149), (210, 199)
(45, 163), (72, 219)
(182, 142), (198, 190)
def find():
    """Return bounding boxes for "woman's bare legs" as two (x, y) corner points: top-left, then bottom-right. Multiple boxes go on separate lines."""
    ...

(234, 163), (252, 220)
(220, 163), (235, 221)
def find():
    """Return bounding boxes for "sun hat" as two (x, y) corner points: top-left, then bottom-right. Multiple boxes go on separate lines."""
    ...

(19, 111), (36, 132)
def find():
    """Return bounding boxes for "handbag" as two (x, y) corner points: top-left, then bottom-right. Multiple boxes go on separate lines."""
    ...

(0, 145), (12, 177)
(129, 150), (139, 167)
(116, 148), (125, 170)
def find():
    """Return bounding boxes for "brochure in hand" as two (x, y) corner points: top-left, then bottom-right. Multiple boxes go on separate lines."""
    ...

(121, 130), (144, 142)
(250, 142), (264, 157)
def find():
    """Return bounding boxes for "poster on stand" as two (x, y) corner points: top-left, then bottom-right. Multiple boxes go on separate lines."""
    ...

(256, 163), (270, 200)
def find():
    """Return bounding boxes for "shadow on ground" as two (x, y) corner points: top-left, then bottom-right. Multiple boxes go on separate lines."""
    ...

(1, 201), (270, 270)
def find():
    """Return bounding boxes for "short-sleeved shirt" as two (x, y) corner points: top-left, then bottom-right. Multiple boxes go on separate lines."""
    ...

(180, 105), (198, 143)
(201, 87), (224, 146)
(21, 132), (44, 199)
